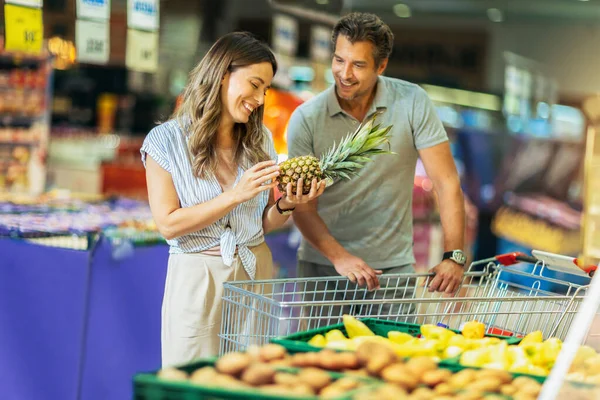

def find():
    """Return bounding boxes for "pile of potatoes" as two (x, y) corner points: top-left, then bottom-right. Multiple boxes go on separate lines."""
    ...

(157, 342), (545, 400)
(346, 340), (542, 400)
(156, 344), (368, 399)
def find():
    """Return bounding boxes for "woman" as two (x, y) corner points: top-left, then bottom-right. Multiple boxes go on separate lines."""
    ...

(141, 32), (325, 367)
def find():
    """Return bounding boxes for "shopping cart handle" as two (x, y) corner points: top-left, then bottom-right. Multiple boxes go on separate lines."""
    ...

(495, 252), (539, 266)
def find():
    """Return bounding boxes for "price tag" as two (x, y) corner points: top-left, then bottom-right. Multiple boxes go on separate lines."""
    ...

(76, 0), (110, 21)
(6, 0), (42, 7)
(126, 29), (158, 73)
(127, 0), (159, 31)
(76, 19), (110, 64)
(4, 4), (44, 54)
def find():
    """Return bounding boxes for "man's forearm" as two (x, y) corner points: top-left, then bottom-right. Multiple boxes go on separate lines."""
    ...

(292, 204), (348, 264)
(437, 184), (466, 251)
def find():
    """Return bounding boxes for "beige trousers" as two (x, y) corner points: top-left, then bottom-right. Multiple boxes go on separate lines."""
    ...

(161, 242), (273, 367)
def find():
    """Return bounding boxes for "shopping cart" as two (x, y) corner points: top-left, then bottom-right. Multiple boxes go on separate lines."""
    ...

(219, 252), (590, 354)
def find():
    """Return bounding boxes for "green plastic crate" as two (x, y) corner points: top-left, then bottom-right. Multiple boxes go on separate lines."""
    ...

(133, 359), (376, 400)
(270, 318), (520, 354)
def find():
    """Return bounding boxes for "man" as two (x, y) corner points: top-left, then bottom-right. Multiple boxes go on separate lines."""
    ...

(288, 12), (466, 299)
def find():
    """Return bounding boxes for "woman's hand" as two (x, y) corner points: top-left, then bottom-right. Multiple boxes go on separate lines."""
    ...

(280, 178), (326, 207)
(232, 160), (279, 204)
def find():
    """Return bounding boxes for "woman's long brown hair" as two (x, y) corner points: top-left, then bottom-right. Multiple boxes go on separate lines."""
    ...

(172, 32), (278, 178)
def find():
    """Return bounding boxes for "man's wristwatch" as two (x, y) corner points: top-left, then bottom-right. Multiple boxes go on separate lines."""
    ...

(442, 250), (467, 267)
(275, 196), (295, 215)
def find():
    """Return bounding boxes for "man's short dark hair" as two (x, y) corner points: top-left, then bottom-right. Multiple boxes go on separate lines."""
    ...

(331, 12), (394, 67)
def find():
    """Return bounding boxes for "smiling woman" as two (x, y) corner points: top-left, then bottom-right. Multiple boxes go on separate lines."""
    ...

(139, 31), (325, 366)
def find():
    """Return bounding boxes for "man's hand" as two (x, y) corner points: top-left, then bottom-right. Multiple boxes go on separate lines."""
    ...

(428, 260), (464, 294)
(333, 254), (383, 291)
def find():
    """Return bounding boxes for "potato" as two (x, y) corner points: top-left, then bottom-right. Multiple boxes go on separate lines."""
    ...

(453, 392), (483, 400)
(519, 382), (542, 397)
(241, 363), (275, 386)
(290, 383), (315, 396)
(334, 377), (361, 391)
(321, 384), (350, 398)
(336, 352), (360, 370)
(268, 355), (293, 368)
(213, 373), (249, 388)
(320, 351), (344, 371)
(500, 384), (517, 396)
(273, 372), (297, 386)
(305, 351), (322, 367)
(290, 353), (310, 367)
(405, 357), (437, 377)
(258, 344), (287, 362)
(410, 387), (435, 400)
(367, 353), (397, 376)
(466, 377), (502, 393)
(157, 367), (188, 382)
(512, 395), (537, 400)
(421, 368), (453, 386)
(373, 384), (409, 400)
(260, 384), (296, 396)
(448, 369), (477, 390)
(380, 363), (419, 390)
(297, 367), (332, 391)
(434, 383), (455, 396)
(512, 376), (540, 388)
(189, 366), (218, 384)
(476, 369), (512, 384)
(356, 341), (396, 368)
(215, 352), (252, 375)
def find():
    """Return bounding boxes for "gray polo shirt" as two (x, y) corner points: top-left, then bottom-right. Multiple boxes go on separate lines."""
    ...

(287, 75), (448, 269)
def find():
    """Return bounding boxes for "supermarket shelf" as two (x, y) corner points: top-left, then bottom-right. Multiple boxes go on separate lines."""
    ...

(0, 115), (40, 128)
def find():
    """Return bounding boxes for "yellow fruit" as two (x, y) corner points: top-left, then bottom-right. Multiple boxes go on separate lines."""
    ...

(444, 346), (464, 359)
(343, 315), (375, 338)
(308, 334), (327, 347)
(277, 112), (394, 194)
(448, 335), (469, 349)
(325, 329), (347, 342)
(460, 348), (490, 367)
(539, 338), (562, 368)
(388, 331), (413, 345)
(420, 324), (456, 343)
(519, 331), (543, 346)
(462, 321), (486, 339)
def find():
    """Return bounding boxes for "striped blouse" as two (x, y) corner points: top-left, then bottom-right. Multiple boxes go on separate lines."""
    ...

(140, 119), (278, 279)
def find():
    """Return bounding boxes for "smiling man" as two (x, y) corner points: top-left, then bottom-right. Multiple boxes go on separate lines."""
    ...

(288, 12), (466, 304)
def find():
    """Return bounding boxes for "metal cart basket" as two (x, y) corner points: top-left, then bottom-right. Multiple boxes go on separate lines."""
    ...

(219, 253), (590, 354)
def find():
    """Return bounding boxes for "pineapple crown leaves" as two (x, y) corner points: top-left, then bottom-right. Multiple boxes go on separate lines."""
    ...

(319, 110), (395, 180)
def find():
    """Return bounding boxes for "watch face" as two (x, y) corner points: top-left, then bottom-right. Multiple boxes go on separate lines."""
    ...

(453, 250), (467, 264)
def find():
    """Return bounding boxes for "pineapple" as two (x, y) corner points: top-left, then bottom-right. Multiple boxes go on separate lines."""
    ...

(277, 110), (394, 195)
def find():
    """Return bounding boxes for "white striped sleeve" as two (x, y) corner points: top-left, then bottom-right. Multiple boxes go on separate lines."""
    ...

(263, 125), (278, 161)
(140, 125), (171, 173)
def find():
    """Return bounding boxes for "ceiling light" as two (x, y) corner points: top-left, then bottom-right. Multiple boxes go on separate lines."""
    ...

(316, 0), (329, 4)
(393, 3), (411, 18)
(487, 8), (504, 23)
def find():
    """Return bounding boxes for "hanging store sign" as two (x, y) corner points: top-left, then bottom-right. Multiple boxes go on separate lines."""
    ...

(4, 4), (43, 54)
(272, 14), (298, 57)
(127, 0), (159, 31)
(76, 19), (110, 64)
(126, 29), (158, 73)
(76, 0), (111, 21)
(310, 25), (331, 63)
(6, 0), (42, 8)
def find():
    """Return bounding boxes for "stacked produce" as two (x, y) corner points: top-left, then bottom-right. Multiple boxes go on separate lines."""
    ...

(306, 316), (508, 362)
(157, 344), (370, 399)
(0, 196), (162, 246)
(154, 342), (543, 400)
(139, 316), (600, 399)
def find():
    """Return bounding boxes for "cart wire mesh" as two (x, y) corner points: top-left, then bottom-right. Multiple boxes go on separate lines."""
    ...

(219, 258), (588, 354)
